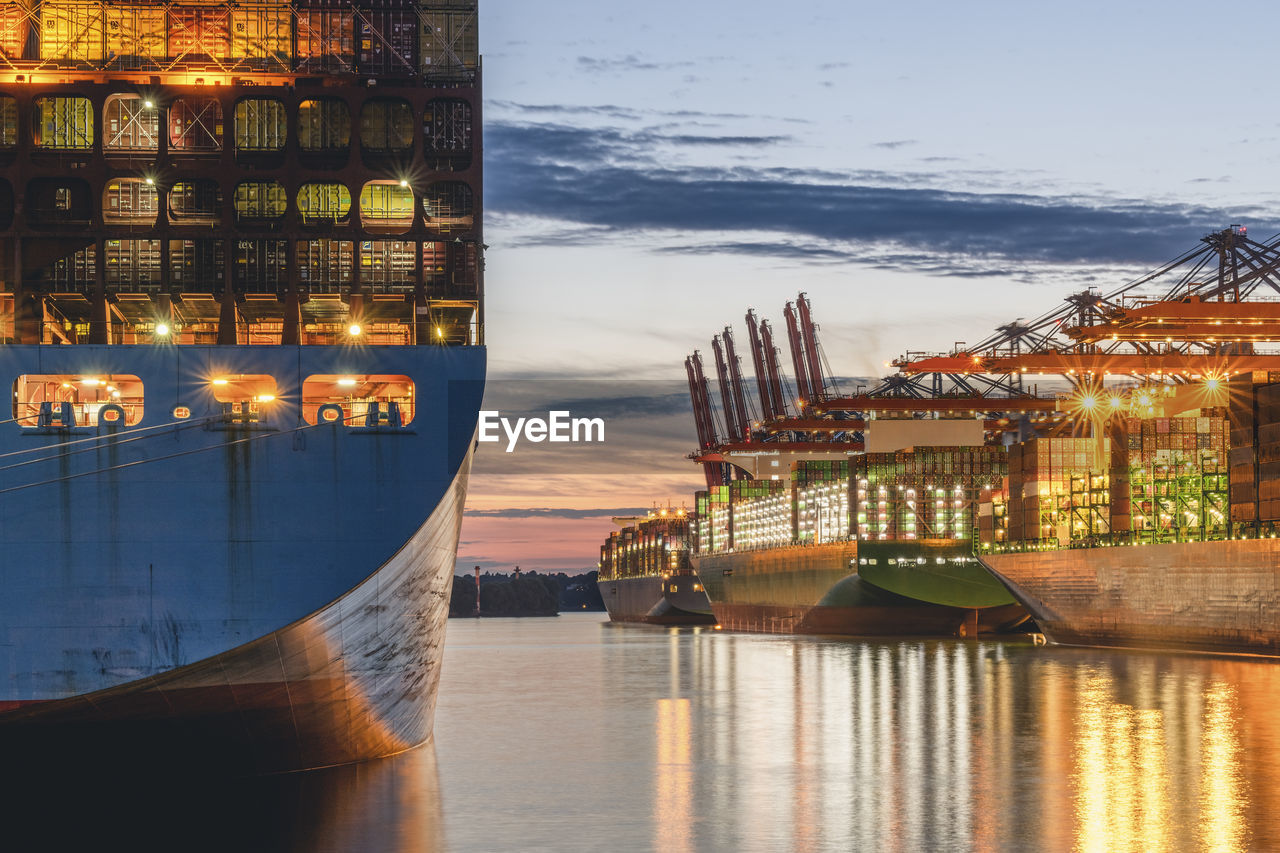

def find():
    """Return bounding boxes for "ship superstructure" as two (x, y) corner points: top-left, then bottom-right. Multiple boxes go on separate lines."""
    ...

(0, 0), (485, 774)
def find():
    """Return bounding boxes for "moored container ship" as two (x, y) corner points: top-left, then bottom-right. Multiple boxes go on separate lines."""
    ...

(691, 422), (1027, 636)
(979, 379), (1280, 656)
(598, 508), (715, 626)
(0, 0), (484, 774)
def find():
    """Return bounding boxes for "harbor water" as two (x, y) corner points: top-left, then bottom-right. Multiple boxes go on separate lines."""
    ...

(9, 612), (1280, 851)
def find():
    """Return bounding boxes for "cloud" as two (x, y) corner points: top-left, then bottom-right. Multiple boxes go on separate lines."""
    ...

(465, 507), (652, 519)
(486, 120), (1280, 272)
(873, 139), (918, 150)
(577, 54), (696, 73)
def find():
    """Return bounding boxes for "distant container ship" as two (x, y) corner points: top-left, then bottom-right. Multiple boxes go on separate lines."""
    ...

(691, 421), (1027, 636)
(598, 509), (715, 626)
(0, 0), (485, 774)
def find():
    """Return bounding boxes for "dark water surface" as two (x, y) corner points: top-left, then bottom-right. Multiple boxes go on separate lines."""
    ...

(7, 613), (1280, 851)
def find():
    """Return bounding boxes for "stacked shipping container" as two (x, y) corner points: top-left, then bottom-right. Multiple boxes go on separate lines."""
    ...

(695, 446), (1004, 555)
(994, 411), (1231, 547)
(13, 1), (477, 77)
(1006, 437), (1108, 544)
(598, 513), (692, 582)
(1126, 413), (1228, 543)
(855, 447), (1004, 543)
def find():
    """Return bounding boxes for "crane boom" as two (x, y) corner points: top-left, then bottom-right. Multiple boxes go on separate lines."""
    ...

(797, 293), (827, 402)
(711, 335), (742, 442)
(722, 326), (752, 440)
(760, 318), (789, 418)
(746, 310), (775, 422)
(783, 301), (813, 407)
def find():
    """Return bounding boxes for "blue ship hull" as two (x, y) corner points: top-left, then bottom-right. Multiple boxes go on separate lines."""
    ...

(0, 344), (484, 772)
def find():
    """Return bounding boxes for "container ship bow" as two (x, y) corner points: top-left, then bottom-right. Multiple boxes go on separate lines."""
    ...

(0, 0), (484, 774)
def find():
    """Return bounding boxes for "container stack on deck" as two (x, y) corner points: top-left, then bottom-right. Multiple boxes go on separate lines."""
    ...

(1126, 413), (1228, 543)
(993, 409), (1232, 548)
(1228, 375), (1280, 531)
(855, 447), (1004, 543)
(794, 460), (850, 545)
(728, 479), (791, 549)
(1004, 437), (1107, 544)
(600, 512), (692, 581)
(693, 444), (1004, 554)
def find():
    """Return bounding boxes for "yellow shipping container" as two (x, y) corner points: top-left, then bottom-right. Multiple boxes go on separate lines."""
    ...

(230, 7), (290, 65)
(105, 6), (165, 60)
(41, 1), (105, 63)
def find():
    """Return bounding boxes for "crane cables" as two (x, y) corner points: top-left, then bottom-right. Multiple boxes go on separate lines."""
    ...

(0, 412), (376, 496)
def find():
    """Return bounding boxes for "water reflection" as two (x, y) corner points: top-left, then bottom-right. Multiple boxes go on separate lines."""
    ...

(465, 616), (1275, 852)
(14, 616), (1277, 851)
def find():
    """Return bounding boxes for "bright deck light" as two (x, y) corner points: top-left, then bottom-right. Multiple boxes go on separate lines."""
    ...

(155, 323), (170, 337)
(337, 377), (357, 387)
(348, 324), (362, 337)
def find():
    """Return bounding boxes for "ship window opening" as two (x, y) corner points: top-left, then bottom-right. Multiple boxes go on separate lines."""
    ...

(234, 98), (287, 152)
(233, 181), (287, 223)
(209, 375), (278, 406)
(13, 375), (143, 427)
(33, 96), (94, 149)
(102, 179), (158, 225)
(298, 183), (352, 226)
(423, 98), (472, 170)
(169, 98), (223, 152)
(169, 181), (222, 224)
(173, 406), (191, 420)
(298, 99), (351, 151)
(359, 98), (414, 153)
(0, 97), (16, 148)
(28, 177), (92, 227)
(301, 375), (415, 426)
(360, 182), (414, 232)
(103, 95), (159, 152)
(422, 181), (474, 233)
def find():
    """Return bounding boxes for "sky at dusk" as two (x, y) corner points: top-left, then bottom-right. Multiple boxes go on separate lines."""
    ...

(457, 0), (1280, 574)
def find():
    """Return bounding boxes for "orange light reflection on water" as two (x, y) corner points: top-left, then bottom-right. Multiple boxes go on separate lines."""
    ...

(1072, 671), (1249, 853)
(655, 697), (692, 853)
(1199, 681), (1246, 853)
